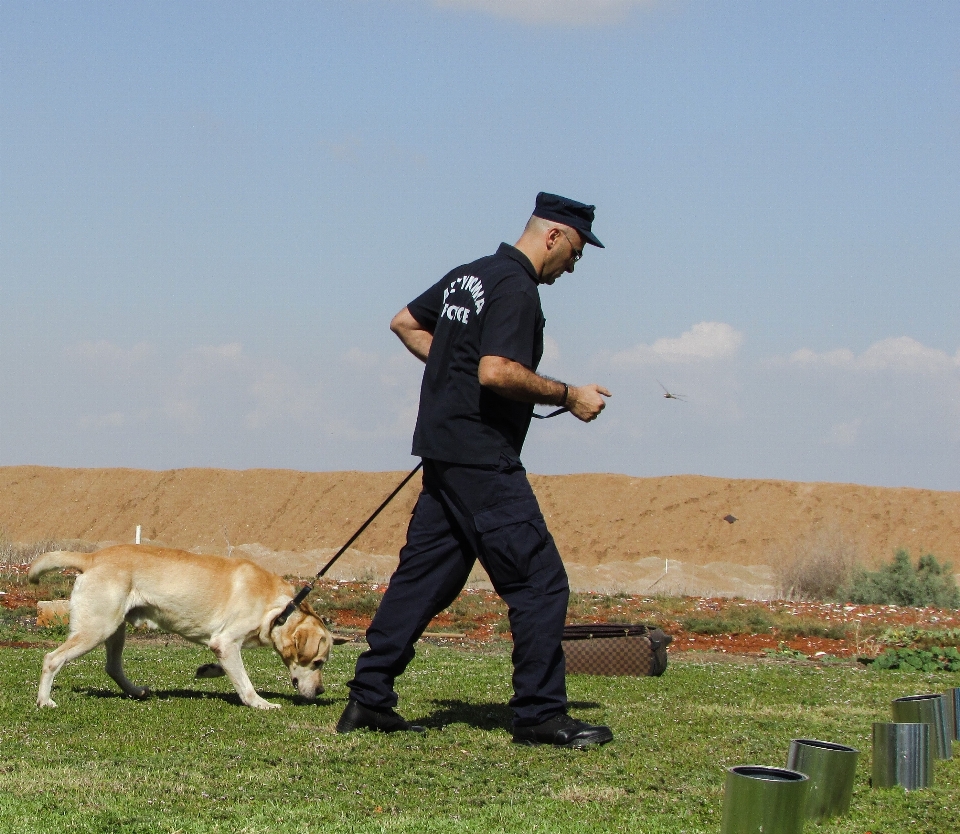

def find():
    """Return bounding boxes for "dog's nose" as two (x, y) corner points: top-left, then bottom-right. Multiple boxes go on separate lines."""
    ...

(292, 677), (299, 690)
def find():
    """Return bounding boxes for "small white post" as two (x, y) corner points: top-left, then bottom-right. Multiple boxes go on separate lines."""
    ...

(135, 525), (141, 545)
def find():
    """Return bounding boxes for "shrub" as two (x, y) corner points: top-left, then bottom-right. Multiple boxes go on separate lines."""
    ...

(0, 537), (98, 597)
(680, 605), (774, 635)
(871, 646), (960, 672)
(773, 526), (860, 601)
(841, 549), (960, 608)
(776, 620), (849, 641)
(875, 626), (960, 649)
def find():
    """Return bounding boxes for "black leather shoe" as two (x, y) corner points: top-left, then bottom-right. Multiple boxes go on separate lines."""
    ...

(336, 699), (426, 734)
(512, 713), (613, 748)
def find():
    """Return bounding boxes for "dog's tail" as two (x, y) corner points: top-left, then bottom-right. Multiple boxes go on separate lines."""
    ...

(28, 550), (95, 584)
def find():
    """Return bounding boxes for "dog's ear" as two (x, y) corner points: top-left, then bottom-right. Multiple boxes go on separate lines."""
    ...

(294, 624), (323, 665)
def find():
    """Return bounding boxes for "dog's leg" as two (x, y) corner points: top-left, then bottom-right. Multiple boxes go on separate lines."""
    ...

(104, 624), (151, 700)
(210, 642), (280, 710)
(38, 630), (115, 708)
(38, 574), (130, 708)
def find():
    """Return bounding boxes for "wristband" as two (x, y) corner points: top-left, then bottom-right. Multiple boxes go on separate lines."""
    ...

(559, 383), (569, 407)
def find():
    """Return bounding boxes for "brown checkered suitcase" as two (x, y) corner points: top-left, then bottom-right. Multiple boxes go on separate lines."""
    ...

(562, 623), (672, 677)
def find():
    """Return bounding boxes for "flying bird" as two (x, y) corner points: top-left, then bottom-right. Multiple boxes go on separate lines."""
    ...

(657, 381), (686, 401)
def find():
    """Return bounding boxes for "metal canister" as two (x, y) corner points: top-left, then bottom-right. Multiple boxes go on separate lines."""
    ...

(786, 738), (859, 820)
(891, 694), (952, 760)
(872, 722), (933, 790)
(720, 765), (810, 834)
(944, 687), (960, 742)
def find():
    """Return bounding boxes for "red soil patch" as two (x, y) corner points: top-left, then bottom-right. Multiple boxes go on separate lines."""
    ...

(314, 583), (960, 659)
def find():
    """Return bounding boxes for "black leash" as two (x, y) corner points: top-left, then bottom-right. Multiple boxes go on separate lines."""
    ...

(532, 407), (568, 419)
(272, 403), (568, 628)
(272, 461), (424, 627)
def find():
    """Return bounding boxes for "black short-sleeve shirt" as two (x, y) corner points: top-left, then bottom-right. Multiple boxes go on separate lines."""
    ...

(407, 243), (545, 464)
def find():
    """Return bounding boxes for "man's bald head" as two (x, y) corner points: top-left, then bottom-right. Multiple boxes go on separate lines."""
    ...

(522, 214), (577, 239)
(514, 215), (584, 285)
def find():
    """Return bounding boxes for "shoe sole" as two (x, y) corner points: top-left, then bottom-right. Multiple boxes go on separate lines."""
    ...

(511, 734), (613, 748)
(336, 722), (426, 734)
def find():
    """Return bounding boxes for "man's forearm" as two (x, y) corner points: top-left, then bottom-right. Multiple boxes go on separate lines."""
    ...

(477, 355), (566, 405)
(391, 307), (433, 363)
(478, 355), (611, 422)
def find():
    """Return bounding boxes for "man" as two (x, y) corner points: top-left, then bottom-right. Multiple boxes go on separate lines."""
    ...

(337, 193), (613, 748)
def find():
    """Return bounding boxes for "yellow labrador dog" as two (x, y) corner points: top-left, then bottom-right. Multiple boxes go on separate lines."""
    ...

(29, 544), (346, 710)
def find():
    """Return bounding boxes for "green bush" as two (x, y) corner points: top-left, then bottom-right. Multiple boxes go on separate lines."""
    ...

(876, 626), (960, 649)
(841, 549), (960, 608)
(871, 646), (960, 672)
(776, 620), (849, 641)
(680, 605), (774, 635)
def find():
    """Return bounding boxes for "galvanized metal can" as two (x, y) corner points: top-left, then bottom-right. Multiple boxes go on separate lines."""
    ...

(891, 693), (952, 760)
(944, 687), (960, 742)
(786, 738), (859, 820)
(720, 765), (810, 834)
(872, 722), (933, 790)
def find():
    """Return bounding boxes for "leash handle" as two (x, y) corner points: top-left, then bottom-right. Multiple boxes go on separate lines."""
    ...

(273, 461), (424, 627)
(532, 406), (569, 419)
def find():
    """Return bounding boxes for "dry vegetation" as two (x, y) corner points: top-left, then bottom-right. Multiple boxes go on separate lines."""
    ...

(771, 525), (861, 600)
(0, 536), (96, 580)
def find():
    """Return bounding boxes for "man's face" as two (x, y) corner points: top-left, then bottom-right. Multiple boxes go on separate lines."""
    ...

(540, 227), (584, 285)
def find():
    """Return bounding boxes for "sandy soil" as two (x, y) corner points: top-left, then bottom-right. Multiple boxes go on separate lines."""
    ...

(3, 465), (960, 598)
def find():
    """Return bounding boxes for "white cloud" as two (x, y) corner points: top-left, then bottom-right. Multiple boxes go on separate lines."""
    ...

(320, 135), (427, 171)
(542, 335), (560, 363)
(64, 340), (156, 378)
(432, 0), (655, 25)
(787, 337), (960, 374)
(609, 322), (744, 367)
(345, 347), (423, 390)
(538, 335), (561, 373)
(168, 342), (320, 433)
(344, 347), (380, 369)
(77, 412), (127, 430)
(321, 134), (363, 163)
(827, 418), (862, 447)
(63, 340), (160, 432)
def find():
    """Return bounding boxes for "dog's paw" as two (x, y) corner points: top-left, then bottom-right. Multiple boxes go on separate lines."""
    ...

(37, 697), (57, 708)
(130, 686), (152, 700)
(195, 663), (226, 679)
(250, 699), (282, 710)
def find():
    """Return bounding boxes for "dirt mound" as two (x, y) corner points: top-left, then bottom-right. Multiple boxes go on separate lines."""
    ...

(2, 466), (960, 597)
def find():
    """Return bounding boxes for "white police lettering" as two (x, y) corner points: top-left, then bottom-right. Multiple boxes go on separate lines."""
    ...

(440, 275), (485, 325)
(441, 303), (470, 323)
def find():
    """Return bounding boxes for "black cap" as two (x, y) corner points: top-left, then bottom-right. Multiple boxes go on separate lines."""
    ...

(532, 192), (604, 248)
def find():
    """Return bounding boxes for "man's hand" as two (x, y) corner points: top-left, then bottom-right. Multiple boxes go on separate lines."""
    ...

(390, 307), (433, 363)
(478, 355), (611, 422)
(566, 384), (611, 422)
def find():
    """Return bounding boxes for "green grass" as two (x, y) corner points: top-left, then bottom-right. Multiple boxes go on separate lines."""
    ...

(1, 644), (959, 832)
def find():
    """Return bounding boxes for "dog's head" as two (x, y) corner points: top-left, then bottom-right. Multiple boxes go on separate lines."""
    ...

(272, 603), (348, 699)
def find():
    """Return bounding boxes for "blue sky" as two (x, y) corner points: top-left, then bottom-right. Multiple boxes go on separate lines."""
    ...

(2, 1), (959, 489)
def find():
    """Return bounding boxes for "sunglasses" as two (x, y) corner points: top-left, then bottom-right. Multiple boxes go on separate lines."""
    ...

(559, 229), (583, 262)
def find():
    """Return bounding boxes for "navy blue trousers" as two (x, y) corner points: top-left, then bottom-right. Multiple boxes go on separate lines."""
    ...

(347, 455), (570, 727)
